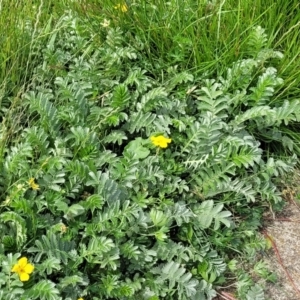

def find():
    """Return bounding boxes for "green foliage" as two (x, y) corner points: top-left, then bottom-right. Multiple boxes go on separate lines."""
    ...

(245, 284), (265, 300)
(193, 200), (232, 230)
(0, 3), (298, 300)
(25, 280), (60, 300)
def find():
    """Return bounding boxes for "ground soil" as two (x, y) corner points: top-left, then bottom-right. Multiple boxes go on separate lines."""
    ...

(263, 199), (300, 300)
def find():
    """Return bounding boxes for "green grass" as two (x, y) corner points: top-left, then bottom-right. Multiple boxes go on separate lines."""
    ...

(1, 1), (47, 91)
(0, 0), (78, 156)
(76, 0), (300, 78)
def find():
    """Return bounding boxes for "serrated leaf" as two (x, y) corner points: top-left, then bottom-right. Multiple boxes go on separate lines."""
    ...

(64, 204), (85, 220)
(246, 284), (265, 300)
(124, 137), (150, 159)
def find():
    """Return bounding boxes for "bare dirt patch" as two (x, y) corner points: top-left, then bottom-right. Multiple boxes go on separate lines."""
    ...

(263, 199), (300, 300)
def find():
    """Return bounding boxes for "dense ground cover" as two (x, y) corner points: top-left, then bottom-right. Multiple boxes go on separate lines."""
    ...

(0, 1), (300, 299)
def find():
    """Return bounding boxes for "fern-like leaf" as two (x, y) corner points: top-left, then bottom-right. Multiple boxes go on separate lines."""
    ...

(247, 26), (268, 56)
(126, 111), (156, 134)
(245, 284), (265, 300)
(27, 233), (76, 264)
(248, 67), (283, 105)
(25, 91), (60, 135)
(25, 280), (60, 300)
(111, 84), (131, 108)
(231, 145), (262, 168)
(193, 200), (232, 230)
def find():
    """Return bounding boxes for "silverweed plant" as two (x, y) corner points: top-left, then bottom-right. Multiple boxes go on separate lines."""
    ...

(0, 8), (298, 300)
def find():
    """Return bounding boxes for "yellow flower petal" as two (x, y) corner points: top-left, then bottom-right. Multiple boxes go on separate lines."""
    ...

(24, 263), (34, 274)
(150, 135), (172, 148)
(28, 178), (34, 184)
(28, 177), (40, 190)
(19, 272), (30, 282)
(114, 3), (128, 12)
(31, 183), (40, 190)
(78, 298), (84, 300)
(18, 257), (28, 268)
(11, 264), (20, 273)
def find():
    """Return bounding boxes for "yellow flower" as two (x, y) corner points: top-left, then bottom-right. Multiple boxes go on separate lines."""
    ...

(150, 135), (172, 148)
(114, 3), (128, 12)
(78, 298), (84, 300)
(28, 178), (39, 190)
(11, 257), (34, 282)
